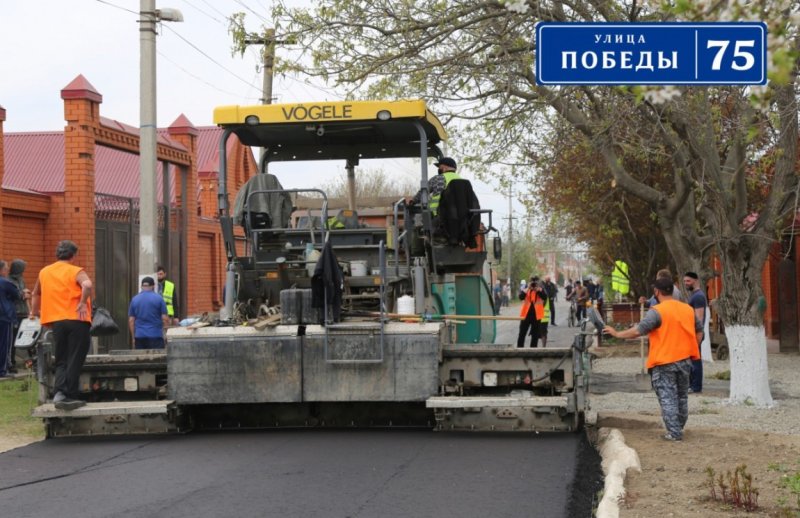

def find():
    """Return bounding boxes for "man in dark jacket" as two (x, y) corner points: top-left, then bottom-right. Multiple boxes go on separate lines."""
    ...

(7, 259), (29, 373)
(543, 276), (558, 325)
(0, 261), (21, 378)
(311, 240), (343, 324)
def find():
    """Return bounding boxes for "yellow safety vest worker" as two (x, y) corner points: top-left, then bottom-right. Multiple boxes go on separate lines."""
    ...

(161, 280), (175, 317)
(541, 298), (550, 324)
(428, 171), (461, 217)
(326, 215), (346, 229)
(611, 260), (630, 295)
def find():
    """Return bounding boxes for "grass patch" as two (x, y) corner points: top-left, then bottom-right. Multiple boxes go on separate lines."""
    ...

(711, 370), (731, 380)
(0, 377), (45, 440)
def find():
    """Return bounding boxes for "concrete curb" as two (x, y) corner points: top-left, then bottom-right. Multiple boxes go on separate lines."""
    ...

(595, 427), (641, 518)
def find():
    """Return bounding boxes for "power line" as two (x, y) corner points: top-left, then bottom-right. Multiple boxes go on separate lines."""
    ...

(233, 0), (267, 23)
(157, 50), (244, 97)
(95, 0), (137, 15)
(196, 0), (231, 20)
(177, 0), (225, 25)
(160, 23), (259, 90)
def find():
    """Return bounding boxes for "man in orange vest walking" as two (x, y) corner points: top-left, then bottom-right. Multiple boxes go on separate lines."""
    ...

(30, 240), (93, 411)
(517, 276), (545, 348)
(603, 277), (702, 441)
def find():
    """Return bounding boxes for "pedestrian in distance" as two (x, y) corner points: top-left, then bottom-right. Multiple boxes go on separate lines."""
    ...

(7, 259), (31, 374)
(603, 277), (702, 441)
(0, 260), (21, 378)
(639, 269), (684, 307)
(543, 276), (558, 325)
(683, 271), (708, 394)
(517, 276), (545, 348)
(157, 265), (179, 325)
(574, 280), (589, 321)
(493, 281), (502, 316)
(129, 277), (169, 350)
(30, 240), (93, 411)
(502, 282), (510, 307)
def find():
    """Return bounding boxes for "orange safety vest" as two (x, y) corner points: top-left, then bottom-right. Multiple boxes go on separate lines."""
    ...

(39, 261), (91, 325)
(519, 288), (545, 320)
(646, 299), (699, 369)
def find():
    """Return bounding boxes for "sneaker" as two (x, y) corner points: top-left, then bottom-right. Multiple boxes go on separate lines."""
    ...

(662, 433), (682, 442)
(54, 398), (86, 411)
(53, 392), (67, 403)
(688, 388), (702, 394)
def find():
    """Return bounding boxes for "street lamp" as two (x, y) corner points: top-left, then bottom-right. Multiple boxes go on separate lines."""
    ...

(139, 1), (183, 285)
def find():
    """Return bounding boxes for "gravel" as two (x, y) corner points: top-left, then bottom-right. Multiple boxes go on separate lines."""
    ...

(589, 353), (800, 436)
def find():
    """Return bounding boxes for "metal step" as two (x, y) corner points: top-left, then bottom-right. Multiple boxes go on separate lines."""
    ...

(426, 395), (569, 409)
(33, 400), (173, 418)
(33, 400), (181, 437)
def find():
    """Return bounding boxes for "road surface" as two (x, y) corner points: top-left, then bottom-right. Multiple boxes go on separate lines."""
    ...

(0, 429), (597, 518)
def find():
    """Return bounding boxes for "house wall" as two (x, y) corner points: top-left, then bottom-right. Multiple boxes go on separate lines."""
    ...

(0, 76), (255, 318)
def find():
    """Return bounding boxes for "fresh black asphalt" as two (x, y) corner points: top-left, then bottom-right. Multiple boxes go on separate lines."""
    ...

(0, 299), (602, 518)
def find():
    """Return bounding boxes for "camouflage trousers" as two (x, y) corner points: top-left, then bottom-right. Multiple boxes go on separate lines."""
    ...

(650, 358), (692, 439)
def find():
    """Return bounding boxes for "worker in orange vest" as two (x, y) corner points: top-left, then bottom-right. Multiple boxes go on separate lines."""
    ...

(517, 276), (545, 348)
(603, 277), (701, 441)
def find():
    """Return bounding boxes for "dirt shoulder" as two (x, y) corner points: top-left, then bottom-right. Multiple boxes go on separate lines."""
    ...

(592, 344), (800, 517)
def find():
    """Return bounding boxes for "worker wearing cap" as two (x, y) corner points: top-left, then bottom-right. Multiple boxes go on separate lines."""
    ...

(128, 276), (169, 350)
(409, 157), (462, 217)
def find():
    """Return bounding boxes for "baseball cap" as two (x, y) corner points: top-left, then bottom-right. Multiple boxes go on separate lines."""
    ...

(433, 157), (457, 169)
(141, 276), (155, 287)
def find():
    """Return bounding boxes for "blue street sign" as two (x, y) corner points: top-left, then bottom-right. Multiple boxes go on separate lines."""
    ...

(536, 22), (767, 85)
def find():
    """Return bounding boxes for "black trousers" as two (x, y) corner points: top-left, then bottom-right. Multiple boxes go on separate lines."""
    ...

(52, 320), (91, 399)
(517, 317), (540, 348)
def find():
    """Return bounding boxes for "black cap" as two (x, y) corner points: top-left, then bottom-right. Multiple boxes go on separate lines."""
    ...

(141, 276), (155, 287)
(433, 157), (457, 169)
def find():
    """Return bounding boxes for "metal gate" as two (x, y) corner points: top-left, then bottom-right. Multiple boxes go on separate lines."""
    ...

(95, 194), (182, 352)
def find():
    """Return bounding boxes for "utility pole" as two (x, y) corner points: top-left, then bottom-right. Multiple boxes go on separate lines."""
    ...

(138, 2), (182, 284)
(139, 0), (158, 283)
(506, 183), (516, 288)
(245, 28), (288, 165)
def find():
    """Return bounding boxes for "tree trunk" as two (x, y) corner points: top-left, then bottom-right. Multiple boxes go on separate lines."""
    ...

(726, 325), (773, 406)
(716, 239), (774, 406)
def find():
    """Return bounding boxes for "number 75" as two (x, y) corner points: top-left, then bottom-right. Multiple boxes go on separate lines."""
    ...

(707, 40), (755, 71)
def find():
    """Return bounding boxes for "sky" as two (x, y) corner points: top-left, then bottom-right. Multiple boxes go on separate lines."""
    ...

(0, 0), (527, 232)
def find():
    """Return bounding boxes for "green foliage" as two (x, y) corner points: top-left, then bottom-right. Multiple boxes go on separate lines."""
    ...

(227, 12), (249, 58)
(779, 472), (800, 512)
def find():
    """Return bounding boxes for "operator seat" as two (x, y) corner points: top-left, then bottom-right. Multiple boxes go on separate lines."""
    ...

(232, 173), (294, 230)
(436, 178), (480, 248)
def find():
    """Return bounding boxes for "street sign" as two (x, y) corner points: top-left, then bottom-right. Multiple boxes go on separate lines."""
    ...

(536, 22), (767, 85)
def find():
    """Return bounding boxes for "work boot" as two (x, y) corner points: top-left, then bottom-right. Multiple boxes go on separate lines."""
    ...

(54, 398), (86, 411)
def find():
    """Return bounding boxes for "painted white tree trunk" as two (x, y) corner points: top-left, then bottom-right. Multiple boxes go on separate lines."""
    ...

(727, 325), (773, 407)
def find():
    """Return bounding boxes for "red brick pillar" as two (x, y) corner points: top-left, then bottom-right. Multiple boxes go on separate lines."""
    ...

(167, 115), (199, 314)
(0, 104), (6, 258)
(60, 75), (101, 280)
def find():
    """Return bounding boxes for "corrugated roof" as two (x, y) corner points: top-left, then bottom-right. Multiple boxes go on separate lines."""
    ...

(1, 123), (232, 203)
(4, 132), (64, 192)
(196, 126), (239, 175)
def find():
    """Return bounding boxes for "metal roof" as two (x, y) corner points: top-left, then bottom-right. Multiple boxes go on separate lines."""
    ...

(2, 124), (230, 203)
